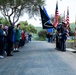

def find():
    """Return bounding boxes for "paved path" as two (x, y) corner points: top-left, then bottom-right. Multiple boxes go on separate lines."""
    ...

(0, 41), (76, 75)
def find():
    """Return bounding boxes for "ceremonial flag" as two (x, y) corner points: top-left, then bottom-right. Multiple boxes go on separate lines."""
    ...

(66, 6), (70, 36)
(66, 6), (70, 27)
(39, 6), (54, 29)
(43, 7), (53, 32)
(47, 29), (52, 32)
(53, 1), (59, 27)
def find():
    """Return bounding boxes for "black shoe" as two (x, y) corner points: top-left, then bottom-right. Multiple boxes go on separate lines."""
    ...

(72, 51), (76, 53)
(17, 50), (20, 52)
(7, 54), (13, 56)
(13, 50), (20, 52)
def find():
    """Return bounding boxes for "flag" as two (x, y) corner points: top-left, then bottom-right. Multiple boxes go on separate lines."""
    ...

(66, 6), (70, 36)
(43, 7), (50, 20)
(39, 6), (54, 29)
(66, 6), (70, 27)
(47, 29), (52, 32)
(53, 1), (59, 27)
(43, 7), (53, 32)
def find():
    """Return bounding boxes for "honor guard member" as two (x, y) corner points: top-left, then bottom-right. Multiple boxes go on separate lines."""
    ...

(60, 22), (67, 51)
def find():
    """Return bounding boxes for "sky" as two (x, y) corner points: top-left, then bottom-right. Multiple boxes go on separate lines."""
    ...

(18, 0), (76, 27)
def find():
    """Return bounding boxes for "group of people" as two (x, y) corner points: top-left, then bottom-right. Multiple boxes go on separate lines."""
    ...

(56, 22), (68, 51)
(46, 22), (68, 51)
(0, 23), (32, 59)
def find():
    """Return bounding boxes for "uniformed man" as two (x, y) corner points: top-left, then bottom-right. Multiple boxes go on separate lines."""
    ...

(60, 22), (67, 51)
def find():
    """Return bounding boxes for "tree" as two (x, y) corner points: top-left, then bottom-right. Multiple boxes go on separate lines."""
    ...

(38, 29), (47, 40)
(19, 21), (37, 34)
(0, 0), (45, 25)
(27, 24), (37, 33)
(0, 17), (9, 25)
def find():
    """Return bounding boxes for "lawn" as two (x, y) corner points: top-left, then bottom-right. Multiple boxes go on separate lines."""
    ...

(66, 40), (74, 42)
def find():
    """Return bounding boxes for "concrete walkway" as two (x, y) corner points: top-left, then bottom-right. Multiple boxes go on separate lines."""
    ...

(0, 41), (76, 75)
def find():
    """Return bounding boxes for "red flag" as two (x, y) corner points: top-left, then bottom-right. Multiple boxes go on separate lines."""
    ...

(53, 1), (59, 27)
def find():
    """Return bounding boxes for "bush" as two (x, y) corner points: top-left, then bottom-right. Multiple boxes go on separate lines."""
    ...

(38, 29), (47, 41)
(38, 29), (47, 37)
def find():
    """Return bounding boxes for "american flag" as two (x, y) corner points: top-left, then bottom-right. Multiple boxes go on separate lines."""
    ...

(66, 6), (70, 36)
(66, 6), (69, 28)
(53, 1), (59, 27)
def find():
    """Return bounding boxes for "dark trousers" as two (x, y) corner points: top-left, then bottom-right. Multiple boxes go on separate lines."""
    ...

(56, 36), (60, 49)
(61, 39), (66, 51)
(20, 39), (25, 47)
(7, 41), (13, 55)
(56, 36), (58, 48)
(0, 42), (4, 56)
(48, 37), (50, 42)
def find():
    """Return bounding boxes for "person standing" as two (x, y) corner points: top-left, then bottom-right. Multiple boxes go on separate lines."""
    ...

(28, 33), (32, 42)
(3, 26), (8, 56)
(56, 24), (61, 50)
(0, 24), (5, 58)
(46, 33), (51, 42)
(14, 24), (20, 52)
(61, 22), (67, 51)
(20, 30), (25, 47)
(7, 23), (15, 56)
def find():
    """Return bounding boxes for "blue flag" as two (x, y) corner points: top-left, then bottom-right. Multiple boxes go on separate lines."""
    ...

(47, 29), (52, 32)
(39, 6), (54, 29)
(43, 7), (51, 25)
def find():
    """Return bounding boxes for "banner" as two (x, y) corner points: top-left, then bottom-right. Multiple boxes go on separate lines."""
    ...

(39, 6), (54, 29)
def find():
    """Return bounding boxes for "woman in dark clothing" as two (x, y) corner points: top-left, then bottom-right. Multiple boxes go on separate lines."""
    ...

(7, 23), (15, 56)
(3, 26), (8, 55)
(0, 24), (5, 58)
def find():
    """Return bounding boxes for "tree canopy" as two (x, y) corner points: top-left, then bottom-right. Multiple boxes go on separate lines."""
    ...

(19, 21), (37, 34)
(0, 0), (45, 24)
(0, 17), (9, 25)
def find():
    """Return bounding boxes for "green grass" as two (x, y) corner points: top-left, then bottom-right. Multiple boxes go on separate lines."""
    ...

(66, 40), (74, 42)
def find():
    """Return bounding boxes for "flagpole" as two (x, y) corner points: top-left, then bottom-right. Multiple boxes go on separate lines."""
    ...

(75, 14), (76, 27)
(53, 0), (59, 27)
(62, 11), (65, 22)
(74, 14), (76, 47)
